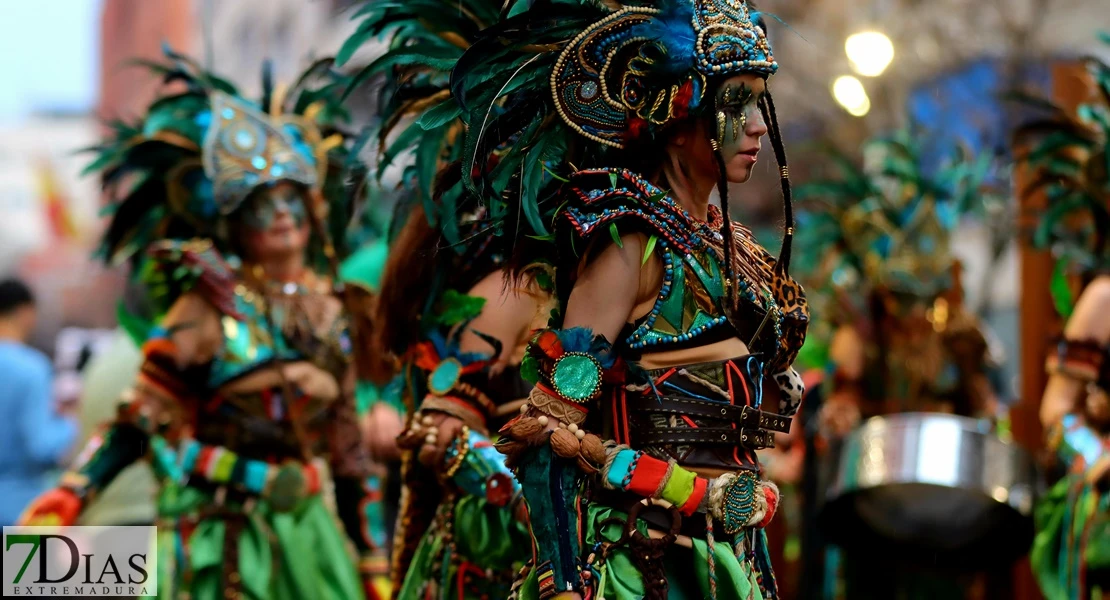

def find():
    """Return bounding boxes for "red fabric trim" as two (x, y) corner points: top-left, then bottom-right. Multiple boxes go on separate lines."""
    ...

(654, 368), (677, 386)
(196, 447), (216, 474)
(620, 387), (631, 444)
(141, 338), (176, 359)
(304, 463), (321, 495)
(536, 383), (590, 416)
(611, 387), (622, 444)
(679, 476), (709, 517)
(759, 485), (779, 528)
(627, 454), (668, 497)
(434, 395), (488, 421)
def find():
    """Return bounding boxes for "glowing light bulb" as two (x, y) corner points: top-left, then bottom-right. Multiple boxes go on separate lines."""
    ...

(845, 31), (895, 77)
(832, 75), (871, 117)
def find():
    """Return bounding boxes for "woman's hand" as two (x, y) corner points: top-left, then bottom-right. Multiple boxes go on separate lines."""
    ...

(282, 361), (341, 401)
(413, 412), (467, 470)
(362, 403), (404, 461)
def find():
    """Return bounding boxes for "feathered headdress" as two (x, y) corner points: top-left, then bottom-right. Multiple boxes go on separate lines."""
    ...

(448, 0), (796, 287)
(1012, 32), (1110, 316)
(337, 0), (507, 245)
(88, 46), (357, 274)
(795, 127), (1001, 301)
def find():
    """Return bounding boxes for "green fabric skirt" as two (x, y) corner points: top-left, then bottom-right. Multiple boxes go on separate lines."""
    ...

(517, 503), (769, 600)
(396, 495), (530, 600)
(155, 484), (364, 600)
(1032, 476), (1110, 600)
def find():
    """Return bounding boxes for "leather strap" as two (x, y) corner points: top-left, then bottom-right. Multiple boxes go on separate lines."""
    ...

(628, 395), (791, 433)
(633, 427), (775, 449)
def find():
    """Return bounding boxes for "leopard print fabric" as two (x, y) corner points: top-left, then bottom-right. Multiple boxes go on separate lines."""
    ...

(773, 367), (805, 416)
(768, 272), (809, 374)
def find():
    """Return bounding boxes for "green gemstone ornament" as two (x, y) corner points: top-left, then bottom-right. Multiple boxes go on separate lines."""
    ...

(268, 463), (306, 513)
(551, 352), (603, 403)
(428, 358), (463, 396)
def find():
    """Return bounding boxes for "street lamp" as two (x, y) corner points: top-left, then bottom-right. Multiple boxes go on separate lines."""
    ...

(832, 75), (871, 117)
(845, 31), (895, 77)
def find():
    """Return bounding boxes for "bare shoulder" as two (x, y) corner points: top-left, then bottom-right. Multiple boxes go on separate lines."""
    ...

(1066, 275), (1110, 342)
(161, 291), (223, 365)
(164, 291), (221, 327)
(453, 270), (539, 356)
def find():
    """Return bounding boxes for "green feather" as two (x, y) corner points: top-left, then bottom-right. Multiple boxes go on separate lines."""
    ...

(1051, 259), (1076, 319)
(642, 235), (658, 266)
(416, 100), (463, 131)
(609, 222), (623, 249)
(430, 289), (487, 326)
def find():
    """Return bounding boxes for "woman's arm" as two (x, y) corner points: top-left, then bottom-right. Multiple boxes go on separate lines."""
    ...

(21, 293), (221, 525)
(418, 269), (553, 467)
(1042, 277), (1110, 428)
(500, 234), (666, 600)
(561, 233), (649, 340)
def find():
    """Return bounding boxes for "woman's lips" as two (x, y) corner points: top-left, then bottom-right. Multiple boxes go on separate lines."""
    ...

(737, 148), (760, 163)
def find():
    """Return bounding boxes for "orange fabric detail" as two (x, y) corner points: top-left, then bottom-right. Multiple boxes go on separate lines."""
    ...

(304, 463), (321, 495)
(679, 476), (708, 516)
(759, 485), (779, 528)
(141, 337), (177, 359)
(535, 330), (564, 359)
(19, 488), (82, 527)
(627, 454), (668, 497)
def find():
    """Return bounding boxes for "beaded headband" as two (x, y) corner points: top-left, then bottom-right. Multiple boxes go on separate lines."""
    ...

(551, 0), (777, 148)
(202, 92), (324, 214)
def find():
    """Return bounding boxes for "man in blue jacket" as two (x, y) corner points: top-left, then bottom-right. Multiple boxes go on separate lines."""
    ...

(0, 278), (77, 525)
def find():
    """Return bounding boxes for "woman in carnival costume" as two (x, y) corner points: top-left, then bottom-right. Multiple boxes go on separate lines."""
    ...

(1017, 35), (1110, 600)
(337, 2), (544, 599)
(443, 0), (810, 598)
(20, 50), (389, 600)
(797, 130), (1004, 437)
(792, 129), (1005, 599)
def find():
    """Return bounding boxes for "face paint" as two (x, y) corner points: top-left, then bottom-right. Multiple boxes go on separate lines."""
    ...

(715, 82), (762, 143)
(242, 185), (308, 231)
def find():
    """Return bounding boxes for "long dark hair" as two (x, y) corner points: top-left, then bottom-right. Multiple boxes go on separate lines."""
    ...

(369, 202), (442, 382)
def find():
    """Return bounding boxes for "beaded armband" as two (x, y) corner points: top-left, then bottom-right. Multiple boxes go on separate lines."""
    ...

(146, 239), (242, 319)
(1045, 338), (1105, 385)
(521, 327), (622, 405)
(134, 330), (194, 411)
(1047, 413), (1110, 471)
(499, 327), (622, 470)
(599, 447), (778, 531)
(408, 330), (500, 432)
(443, 427), (522, 507)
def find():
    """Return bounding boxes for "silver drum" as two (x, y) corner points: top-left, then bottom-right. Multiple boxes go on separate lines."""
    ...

(819, 412), (1039, 567)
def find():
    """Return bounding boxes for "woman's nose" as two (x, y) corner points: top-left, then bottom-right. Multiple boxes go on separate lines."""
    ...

(747, 110), (769, 137)
(272, 198), (292, 216)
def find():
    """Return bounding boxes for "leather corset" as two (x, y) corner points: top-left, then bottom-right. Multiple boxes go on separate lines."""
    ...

(610, 355), (790, 472)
